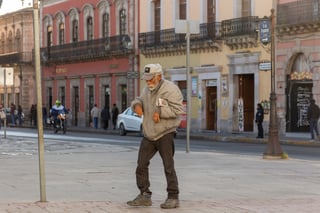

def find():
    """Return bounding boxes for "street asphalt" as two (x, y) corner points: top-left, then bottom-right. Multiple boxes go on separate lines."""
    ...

(0, 126), (319, 212)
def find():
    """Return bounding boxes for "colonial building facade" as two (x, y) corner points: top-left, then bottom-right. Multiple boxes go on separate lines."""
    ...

(0, 8), (35, 115)
(41, 0), (139, 127)
(139, 0), (272, 134)
(276, 0), (320, 135)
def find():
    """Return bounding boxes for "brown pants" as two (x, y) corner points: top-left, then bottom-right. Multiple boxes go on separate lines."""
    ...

(135, 132), (179, 199)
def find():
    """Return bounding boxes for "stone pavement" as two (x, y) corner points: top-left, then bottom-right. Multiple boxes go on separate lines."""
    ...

(0, 128), (319, 212)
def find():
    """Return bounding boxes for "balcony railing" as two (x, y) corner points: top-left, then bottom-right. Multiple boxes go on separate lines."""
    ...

(0, 52), (32, 65)
(221, 16), (259, 38)
(138, 22), (221, 49)
(41, 34), (132, 64)
(277, 0), (320, 26)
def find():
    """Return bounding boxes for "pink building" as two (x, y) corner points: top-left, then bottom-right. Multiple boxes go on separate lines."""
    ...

(276, 0), (320, 134)
(41, 0), (139, 127)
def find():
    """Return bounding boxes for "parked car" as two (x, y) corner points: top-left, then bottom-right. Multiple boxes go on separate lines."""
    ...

(116, 107), (143, 136)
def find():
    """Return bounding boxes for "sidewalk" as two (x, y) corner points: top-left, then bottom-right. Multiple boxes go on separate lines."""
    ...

(1, 125), (319, 212)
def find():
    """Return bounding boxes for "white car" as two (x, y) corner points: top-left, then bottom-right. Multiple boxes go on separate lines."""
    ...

(116, 107), (143, 136)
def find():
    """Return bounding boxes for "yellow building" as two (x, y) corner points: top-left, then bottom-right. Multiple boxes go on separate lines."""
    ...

(139, 0), (273, 134)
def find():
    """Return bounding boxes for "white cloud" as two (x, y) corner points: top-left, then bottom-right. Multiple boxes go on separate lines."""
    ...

(0, 0), (32, 15)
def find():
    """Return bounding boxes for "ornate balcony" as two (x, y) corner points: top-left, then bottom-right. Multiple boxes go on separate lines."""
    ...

(138, 22), (222, 57)
(277, 0), (320, 36)
(0, 51), (32, 66)
(221, 16), (259, 50)
(41, 35), (133, 65)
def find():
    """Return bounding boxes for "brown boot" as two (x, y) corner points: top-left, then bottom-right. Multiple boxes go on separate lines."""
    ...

(127, 193), (152, 206)
(160, 198), (179, 209)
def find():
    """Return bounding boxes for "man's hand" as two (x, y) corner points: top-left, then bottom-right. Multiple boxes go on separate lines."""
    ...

(134, 104), (143, 117)
(153, 112), (160, 123)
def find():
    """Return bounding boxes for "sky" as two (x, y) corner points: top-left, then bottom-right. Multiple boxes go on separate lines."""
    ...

(0, 0), (33, 15)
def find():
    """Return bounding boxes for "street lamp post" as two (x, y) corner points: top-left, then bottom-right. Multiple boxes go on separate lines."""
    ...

(263, 9), (284, 159)
(32, 0), (47, 202)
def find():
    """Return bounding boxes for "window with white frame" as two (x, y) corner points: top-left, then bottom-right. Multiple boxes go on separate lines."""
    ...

(154, 0), (161, 31)
(242, 0), (251, 17)
(87, 16), (93, 40)
(119, 8), (127, 36)
(179, 0), (186, 19)
(72, 19), (78, 42)
(59, 23), (65, 45)
(102, 13), (109, 38)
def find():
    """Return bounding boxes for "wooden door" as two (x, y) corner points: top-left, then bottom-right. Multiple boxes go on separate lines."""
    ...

(239, 75), (254, 131)
(206, 86), (217, 130)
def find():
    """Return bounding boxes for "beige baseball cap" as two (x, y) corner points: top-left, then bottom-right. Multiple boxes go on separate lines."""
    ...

(142, 63), (163, 80)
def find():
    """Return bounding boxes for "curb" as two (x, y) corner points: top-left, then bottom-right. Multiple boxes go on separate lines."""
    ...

(14, 124), (320, 147)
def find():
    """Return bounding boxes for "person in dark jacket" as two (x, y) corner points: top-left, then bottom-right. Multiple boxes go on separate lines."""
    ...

(111, 104), (119, 129)
(101, 106), (110, 130)
(307, 99), (320, 140)
(10, 103), (16, 125)
(255, 103), (264, 139)
(17, 105), (23, 126)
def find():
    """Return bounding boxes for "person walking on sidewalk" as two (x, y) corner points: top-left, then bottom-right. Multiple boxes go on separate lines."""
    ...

(127, 63), (184, 209)
(307, 99), (320, 140)
(111, 104), (119, 130)
(101, 105), (110, 130)
(17, 105), (23, 126)
(90, 104), (100, 129)
(10, 103), (16, 126)
(255, 103), (264, 138)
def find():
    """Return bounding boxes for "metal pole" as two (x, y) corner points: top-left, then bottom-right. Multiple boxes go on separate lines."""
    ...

(263, 8), (283, 159)
(33, 0), (47, 202)
(186, 22), (191, 153)
(4, 68), (6, 138)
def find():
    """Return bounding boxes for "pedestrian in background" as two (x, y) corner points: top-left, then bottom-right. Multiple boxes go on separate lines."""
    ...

(307, 99), (320, 141)
(0, 104), (4, 129)
(90, 104), (100, 129)
(101, 105), (110, 130)
(111, 103), (119, 130)
(30, 104), (37, 126)
(127, 63), (184, 209)
(255, 103), (264, 139)
(10, 103), (16, 126)
(42, 105), (48, 127)
(17, 105), (23, 126)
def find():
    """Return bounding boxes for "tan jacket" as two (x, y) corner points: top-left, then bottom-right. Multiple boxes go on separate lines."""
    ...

(131, 79), (184, 141)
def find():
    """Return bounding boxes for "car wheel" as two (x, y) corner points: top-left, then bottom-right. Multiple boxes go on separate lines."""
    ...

(119, 123), (126, 136)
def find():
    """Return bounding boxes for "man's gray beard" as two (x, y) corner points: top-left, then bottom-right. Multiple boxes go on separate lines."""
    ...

(148, 86), (155, 91)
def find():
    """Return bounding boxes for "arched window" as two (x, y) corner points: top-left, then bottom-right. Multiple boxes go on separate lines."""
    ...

(0, 32), (4, 54)
(102, 13), (109, 38)
(59, 23), (65, 45)
(87, 16), (93, 40)
(119, 9), (126, 36)
(72, 19), (78, 42)
(15, 29), (21, 52)
(8, 30), (13, 52)
(47, 26), (52, 47)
